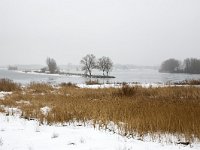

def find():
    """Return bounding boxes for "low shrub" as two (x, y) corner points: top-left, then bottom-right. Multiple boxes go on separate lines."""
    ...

(60, 82), (78, 88)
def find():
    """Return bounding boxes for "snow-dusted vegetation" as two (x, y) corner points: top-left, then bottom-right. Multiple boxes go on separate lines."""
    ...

(0, 80), (200, 149)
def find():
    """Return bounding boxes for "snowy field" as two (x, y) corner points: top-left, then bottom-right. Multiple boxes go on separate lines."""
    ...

(0, 114), (200, 150)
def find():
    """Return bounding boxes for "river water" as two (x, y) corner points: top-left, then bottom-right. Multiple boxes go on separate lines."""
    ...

(0, 68), (200, 85)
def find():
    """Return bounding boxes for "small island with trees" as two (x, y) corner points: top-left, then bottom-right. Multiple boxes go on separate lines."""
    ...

(37, 54), (115, 78)
(159, 58), (200, 74)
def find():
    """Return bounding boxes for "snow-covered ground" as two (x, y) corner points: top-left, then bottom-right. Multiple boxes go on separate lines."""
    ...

(77, 83), (166, 89)
(0, 113), (199, 150)
(77, 83), (200, 89)
(77, 83), (122, 89)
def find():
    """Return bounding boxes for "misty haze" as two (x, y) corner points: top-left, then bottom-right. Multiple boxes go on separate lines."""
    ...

(0, 1), (200, 150)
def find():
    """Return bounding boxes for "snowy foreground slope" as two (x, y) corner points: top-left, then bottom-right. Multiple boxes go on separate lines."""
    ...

(0, 114), (199, 150)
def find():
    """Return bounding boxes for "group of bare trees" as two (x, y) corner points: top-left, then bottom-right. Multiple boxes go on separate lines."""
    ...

(159, 58), (200, 74)
(80, 54), (113, 77)
(41, 55), (113, 77)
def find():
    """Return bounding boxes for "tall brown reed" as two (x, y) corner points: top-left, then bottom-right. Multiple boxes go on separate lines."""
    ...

(0, 79), (21, 91)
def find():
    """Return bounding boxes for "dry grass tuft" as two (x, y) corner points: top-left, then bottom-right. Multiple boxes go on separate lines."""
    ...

(114, 84), (138, 97)
(26, 82), (53, 93)
(1, 82), (200, 142)
(59, 82), (78, 88)
(0, 79), (21, 92)
(0, 107), (5, 113)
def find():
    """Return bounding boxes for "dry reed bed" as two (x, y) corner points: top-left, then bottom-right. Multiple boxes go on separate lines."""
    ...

(0, 78), (21, 91)
(0, 81), (200, 142)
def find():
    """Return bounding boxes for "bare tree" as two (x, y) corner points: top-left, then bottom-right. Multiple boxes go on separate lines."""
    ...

(80, 54), (96, 77)
(46, 57), (58, 74)
(97, 56), (113, 76)
(104, 57), (113, 76)
(97, 56), (107, 76)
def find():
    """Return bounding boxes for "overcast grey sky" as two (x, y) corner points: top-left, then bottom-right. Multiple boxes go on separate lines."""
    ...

(0, 0), (200, 66)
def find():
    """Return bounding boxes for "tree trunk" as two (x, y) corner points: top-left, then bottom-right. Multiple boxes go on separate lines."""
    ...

(89, 71), (92, 77)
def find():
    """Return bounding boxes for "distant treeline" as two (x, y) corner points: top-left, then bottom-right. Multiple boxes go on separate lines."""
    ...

(159, 58), (200, 74)
(8, 65), (18, 70)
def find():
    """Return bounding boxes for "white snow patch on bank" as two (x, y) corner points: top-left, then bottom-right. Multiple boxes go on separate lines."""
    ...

(77, 83), (166, 89)
(0, 91), (12, 100)
(3, 107), (22, 116)
(0, 113), (199, 150)
(16, 100), (31, 105)
(77, 83), (197, 89)
(16, 70), (62, 77)
(77, 84), (121, 89)
(40, 106), (51, 116)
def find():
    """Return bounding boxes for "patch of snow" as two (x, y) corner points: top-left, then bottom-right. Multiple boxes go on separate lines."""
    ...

(0, 114), (199, 150)
(40, 106), (51, 116)
(77, 83), (180, 89)
(64, 93), (70, 96)
(77, 84), (121, 89)
(16, 100), (31, 105)
(32, 92), (45, 96)
(3, 107), (22, 116)
(0, 92), (12, 100)
(24, 71), (62, 77)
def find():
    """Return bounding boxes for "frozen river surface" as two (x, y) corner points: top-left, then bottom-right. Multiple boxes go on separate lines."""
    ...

(0, 68), (200, 85)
